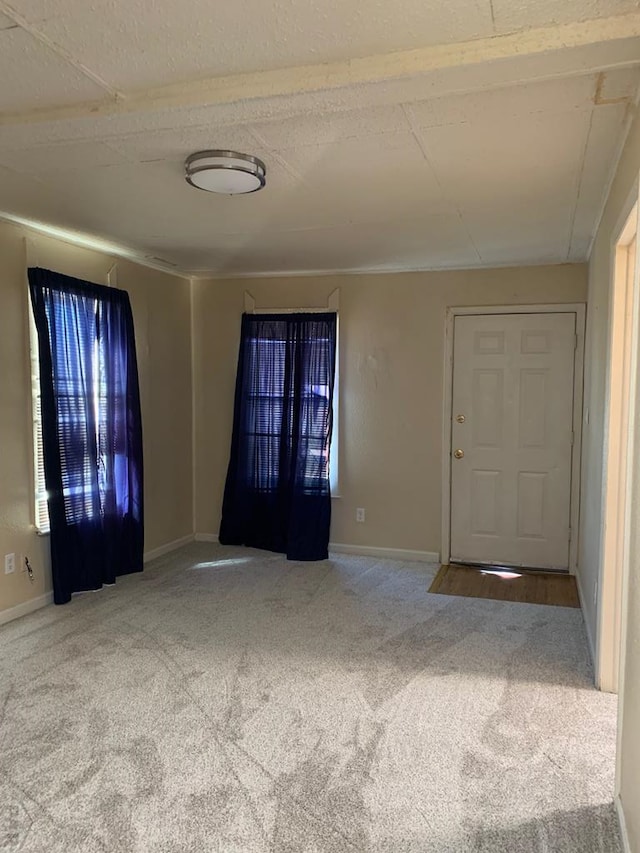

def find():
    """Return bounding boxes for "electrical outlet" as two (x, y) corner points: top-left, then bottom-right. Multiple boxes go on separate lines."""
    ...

(4, 553), (16, 575)
(356, 508), (366, 523)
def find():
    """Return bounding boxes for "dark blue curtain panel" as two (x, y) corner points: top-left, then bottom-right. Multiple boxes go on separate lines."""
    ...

(220, 312), (337, 561)
(29, 268), (144, 604)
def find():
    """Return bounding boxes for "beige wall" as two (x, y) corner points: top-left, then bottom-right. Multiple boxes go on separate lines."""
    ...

(584, 108), (640, 850)
(193, 265), (587, 553)
(0, 222), (193, 619)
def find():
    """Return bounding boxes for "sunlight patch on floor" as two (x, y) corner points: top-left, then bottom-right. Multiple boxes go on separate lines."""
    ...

(480, 569), (523, 580)
(191, 558), (252, 569)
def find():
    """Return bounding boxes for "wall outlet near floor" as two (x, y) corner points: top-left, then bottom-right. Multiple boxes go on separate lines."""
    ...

(356, 508), (366, 523)
(4, 553), (16, 575)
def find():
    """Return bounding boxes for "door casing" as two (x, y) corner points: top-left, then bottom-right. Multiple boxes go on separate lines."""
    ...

(441, 304), (586, 574)
(600, 193), (639, 698)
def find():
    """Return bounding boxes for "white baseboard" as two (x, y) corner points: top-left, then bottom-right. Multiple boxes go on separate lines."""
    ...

(194, 533), (219, 543)
(192, 535), (437, 564)
(144, 534), (194, 563)
(616, 796), (631, 853)
(0, 591), (54, 627)
(575, 569), (597, 672)
(329, 542), (439, 564)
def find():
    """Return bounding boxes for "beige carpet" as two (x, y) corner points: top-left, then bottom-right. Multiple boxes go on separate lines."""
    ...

(0, 543), (620, 852)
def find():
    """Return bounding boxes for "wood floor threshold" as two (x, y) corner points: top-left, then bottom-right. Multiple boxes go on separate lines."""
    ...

(429, 563), (580, 608)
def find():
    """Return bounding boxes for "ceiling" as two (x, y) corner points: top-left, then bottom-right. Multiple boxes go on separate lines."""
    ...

(1, 0), (640, 277)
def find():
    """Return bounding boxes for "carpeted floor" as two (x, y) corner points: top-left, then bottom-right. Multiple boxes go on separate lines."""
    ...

(0, 543), (620, 852)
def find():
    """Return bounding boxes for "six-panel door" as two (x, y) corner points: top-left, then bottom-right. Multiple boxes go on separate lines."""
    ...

(449, 313), (576, 570)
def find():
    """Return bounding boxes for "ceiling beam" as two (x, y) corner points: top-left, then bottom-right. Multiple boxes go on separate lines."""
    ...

(2, 12), (640, 127)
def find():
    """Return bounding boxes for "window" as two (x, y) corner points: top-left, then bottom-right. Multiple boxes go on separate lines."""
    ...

(30, 295), (115, 532)
(242, 338), (338, 491)
(329, 327), (339, 494)
(244, 320), (338, 494)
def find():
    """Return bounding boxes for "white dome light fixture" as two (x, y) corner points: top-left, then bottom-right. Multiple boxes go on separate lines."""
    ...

(185, 150), (266, 195)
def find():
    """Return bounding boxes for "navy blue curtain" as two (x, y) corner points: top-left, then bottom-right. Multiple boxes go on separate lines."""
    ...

(29, 268), (144, 604)
(219, 312), (337, 560)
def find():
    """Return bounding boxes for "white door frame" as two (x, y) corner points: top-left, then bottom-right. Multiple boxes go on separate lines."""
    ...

(598, 191), (639, 697)
(441, 304), (586, 573)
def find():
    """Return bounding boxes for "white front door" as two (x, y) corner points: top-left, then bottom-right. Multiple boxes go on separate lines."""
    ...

(449, 312), (577, 570)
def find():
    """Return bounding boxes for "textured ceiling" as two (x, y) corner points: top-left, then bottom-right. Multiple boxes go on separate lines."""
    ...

(0, 0), (639, 276)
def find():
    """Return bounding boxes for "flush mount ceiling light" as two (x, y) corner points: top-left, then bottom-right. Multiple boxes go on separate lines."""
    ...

(185, 150), (266, 195)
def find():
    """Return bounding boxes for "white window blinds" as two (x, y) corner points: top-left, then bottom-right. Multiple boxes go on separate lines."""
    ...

(30, 316), (50, 533)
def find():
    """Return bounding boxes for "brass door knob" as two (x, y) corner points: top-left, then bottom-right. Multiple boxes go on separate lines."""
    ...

(454, 449), (464, 459)
(456, 414), (466, 423)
